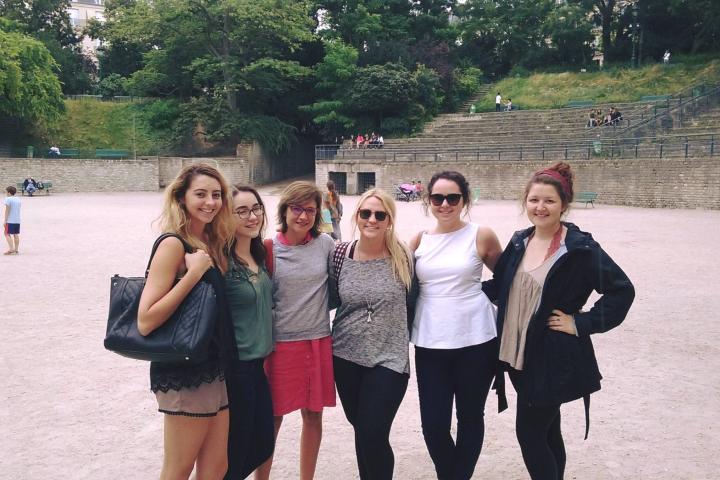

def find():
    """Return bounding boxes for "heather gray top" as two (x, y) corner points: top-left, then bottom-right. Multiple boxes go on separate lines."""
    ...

(332, 256), (410, 374)
(271, 233), (335, 342)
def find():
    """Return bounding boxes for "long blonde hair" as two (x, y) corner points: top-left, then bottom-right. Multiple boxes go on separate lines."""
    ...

(157, 163), (234, 273)
(352, 188), (413, 289)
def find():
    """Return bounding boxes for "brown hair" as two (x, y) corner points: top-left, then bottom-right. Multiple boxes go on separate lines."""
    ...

(229, 184), (268, 267)
(277, 181), (323, 237)
(157, 163), (234, 272)
(424, 170), (472, 216)
(6, 186), (17, 195)
(523, 161), (575, 211)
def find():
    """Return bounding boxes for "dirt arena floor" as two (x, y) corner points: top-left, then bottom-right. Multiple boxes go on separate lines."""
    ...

(2, 185), (719, 479)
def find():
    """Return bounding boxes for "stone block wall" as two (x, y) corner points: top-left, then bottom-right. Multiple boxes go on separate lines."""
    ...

(316, 156), (720, 209)
(0, 157), (159, 192)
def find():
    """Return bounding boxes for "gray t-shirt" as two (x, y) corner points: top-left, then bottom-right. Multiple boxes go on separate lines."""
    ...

(332, 256), (410, 374)
(271, 233), (335, 342)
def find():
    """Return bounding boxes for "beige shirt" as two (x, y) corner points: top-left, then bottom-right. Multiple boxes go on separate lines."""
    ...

(499, 244), (566, 370)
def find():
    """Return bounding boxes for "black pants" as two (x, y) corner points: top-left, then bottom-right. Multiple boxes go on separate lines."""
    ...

(495, 103), (502, 112)
(508, 369), (566, 480)
(414, 339), (498, 480)
(333, 356), (409, 480)
(224, 358), (275, 480)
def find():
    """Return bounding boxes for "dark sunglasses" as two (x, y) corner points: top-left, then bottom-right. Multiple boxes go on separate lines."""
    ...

(429, 193), (463, 206)
(358, 209), (388, 221)
(288, 204), (317, 217)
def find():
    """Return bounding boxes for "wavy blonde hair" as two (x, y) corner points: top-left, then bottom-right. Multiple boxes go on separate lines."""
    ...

(157, 163), (234, 273)
(352, 188), (413, 289)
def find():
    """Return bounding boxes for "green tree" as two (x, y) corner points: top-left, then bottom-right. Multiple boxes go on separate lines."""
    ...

(0, 29), (65, 128)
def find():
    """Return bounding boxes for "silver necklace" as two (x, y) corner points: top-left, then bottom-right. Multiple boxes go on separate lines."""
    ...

(364, 297), (375, 323)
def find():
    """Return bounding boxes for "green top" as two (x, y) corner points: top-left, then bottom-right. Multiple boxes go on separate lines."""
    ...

(224, 256), (273, 361)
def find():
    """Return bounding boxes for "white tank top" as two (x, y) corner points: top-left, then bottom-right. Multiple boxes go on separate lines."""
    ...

(411, 223), (497, 348)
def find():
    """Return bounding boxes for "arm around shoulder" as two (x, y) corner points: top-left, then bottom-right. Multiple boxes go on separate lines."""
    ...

(476, 226), (502, 272)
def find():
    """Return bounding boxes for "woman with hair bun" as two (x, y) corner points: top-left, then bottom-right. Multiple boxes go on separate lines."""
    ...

(409, 170), (502, 480)
(485, 161), (635, 480)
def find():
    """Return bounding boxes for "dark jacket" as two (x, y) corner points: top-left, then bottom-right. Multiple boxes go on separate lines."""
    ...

(484, 222), (635, 411)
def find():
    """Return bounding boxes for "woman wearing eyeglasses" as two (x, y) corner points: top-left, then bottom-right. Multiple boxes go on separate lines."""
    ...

(255, 181), (336, 480)
(409, 170), (502, 480)
(223, 185), (275, 479)
(330, 189), (416, 480)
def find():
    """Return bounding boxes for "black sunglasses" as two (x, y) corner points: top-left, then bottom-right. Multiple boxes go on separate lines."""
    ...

(429, 193), (463, 206)
(358, 209), (388, 221)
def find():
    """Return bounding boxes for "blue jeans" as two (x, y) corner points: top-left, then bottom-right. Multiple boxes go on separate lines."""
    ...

(415, 338), (498, 480)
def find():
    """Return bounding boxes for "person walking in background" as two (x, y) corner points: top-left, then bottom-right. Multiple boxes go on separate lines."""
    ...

(137, 163), (236, 480)
(4, 186), (21, 255)
(663, 49), (671, 64)
(495, 92), (502, 112)
(223, 185), (275, 479)
(330, 188), (416, 480)
(325, 180), (343, 241)
(256, 181), (336, 480)
(484, 162), (635, 480)
(409, 171), (503, 480)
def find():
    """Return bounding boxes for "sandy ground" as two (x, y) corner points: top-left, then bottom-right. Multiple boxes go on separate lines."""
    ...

(1, 185), (719, 480)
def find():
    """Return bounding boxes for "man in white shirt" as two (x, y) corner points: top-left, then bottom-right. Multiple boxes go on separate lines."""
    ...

(495, 92), (502, 112)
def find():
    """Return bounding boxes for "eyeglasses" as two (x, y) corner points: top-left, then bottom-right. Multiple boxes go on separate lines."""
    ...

(358, 209), (388, 221)
(234, 205), (264, 219)
(288, 204), (318, 217)
(429, 193), (463, 207)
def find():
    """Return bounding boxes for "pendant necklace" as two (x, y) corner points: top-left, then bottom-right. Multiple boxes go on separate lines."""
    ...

(364, 297), (374, 323)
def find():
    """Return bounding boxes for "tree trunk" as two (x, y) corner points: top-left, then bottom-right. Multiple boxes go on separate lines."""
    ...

(597, 0), (615, 63)
(222, 10), (237, 111)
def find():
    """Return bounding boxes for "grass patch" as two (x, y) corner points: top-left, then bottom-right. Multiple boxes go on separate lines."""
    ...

(45, 99), (177, 157)
(476, 57), (720, 112)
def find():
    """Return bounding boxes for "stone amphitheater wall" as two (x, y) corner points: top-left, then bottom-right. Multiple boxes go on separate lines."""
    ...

(316, 156), (720, 209)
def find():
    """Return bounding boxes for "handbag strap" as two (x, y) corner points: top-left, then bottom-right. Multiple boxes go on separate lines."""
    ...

(144, 233), (193, 278)
(263, 238), (274, 277)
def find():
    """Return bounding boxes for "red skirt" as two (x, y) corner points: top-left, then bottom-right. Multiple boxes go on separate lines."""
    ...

(264, 336), (336, 416)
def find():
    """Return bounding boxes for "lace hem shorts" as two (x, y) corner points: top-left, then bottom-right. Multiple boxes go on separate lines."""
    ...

(155, 377), (229, 417)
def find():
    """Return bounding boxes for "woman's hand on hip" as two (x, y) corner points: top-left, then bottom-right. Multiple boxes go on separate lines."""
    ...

(547, 309), (577, 336)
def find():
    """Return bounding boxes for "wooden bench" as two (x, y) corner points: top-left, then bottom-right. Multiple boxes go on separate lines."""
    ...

(16, 181), (53, 196)
(575, 191), (597, 207)
(95, 149), (130, 159)
(565, 100), (594, 108)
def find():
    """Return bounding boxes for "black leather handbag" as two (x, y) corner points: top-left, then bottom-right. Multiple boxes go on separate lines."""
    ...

(104, 233), (217, 363)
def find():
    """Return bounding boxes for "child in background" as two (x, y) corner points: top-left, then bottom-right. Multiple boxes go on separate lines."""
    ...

(4, 186), (21, 255)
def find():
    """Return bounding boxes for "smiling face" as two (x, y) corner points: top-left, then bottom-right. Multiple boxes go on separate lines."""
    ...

(429, 178), (464, 224)
(357, 196), (390, 242)
(232, 191), (264, 240)
(284, 198), (318, 238)
(525, 183), (564, 229)
(183, 174), (222, 227)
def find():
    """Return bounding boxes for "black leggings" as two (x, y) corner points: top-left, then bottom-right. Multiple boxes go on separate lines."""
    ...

(333, 356), (409, 480)
(509, 369), (566, 480)
(414, 339), (498, 480)
(224, 358), (275, 480)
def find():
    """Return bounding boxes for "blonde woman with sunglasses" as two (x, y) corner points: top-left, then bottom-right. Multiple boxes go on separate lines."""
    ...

(256, 181), (336, 480)
(329, 188), (416, 480)
(408, 170), (502, 480)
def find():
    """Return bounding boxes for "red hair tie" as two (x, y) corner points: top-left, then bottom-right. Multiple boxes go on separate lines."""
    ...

(535, 169), (571, 198)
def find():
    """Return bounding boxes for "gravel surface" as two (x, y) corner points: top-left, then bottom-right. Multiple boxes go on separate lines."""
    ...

(2, 188), (719, 479)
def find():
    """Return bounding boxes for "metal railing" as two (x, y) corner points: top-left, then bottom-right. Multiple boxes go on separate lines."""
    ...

(316, 133), (718, 162)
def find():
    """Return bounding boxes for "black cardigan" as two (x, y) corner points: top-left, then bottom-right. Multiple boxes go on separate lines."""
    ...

(484, 223), (635, 420)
